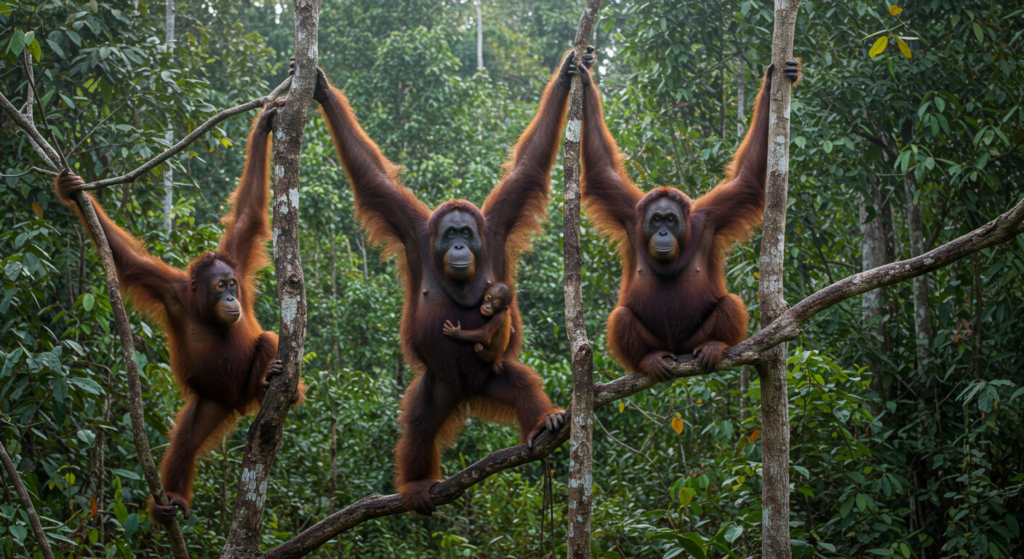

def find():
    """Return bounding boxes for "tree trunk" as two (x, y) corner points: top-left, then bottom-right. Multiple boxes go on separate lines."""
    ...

(220, 0), (320, 556)
(904, 178), (933, 378)
(860, 184), (890, 352)
(475, 0), (484, 71)
(736, 58), (745, 137)
(756, 2), (800, 559)
(563, 2), (601, 558)
(162, 0), (175, 231)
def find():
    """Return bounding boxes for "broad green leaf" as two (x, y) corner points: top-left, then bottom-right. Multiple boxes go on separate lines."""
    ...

(869, 36), (889, 58)
(83, 292), (95, 311)
(27, 37), (41, 61)
(973, 22), (984, 42)
(112, 468), (141, 480)
(724, 524), (743, 543)
(822, 140), (833, 153)
(69, 377), (103, 394)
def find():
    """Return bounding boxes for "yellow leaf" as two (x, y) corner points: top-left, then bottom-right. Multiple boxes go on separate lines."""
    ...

(696, 398), (702, 404)
(219, 137), (232, 148)
(896, 37), (912, 59)
(618, 401), (624, 413)
(31, 202), (43, 218)
(678, 486), (693, 507)
(672, 417), (684, 434)
(90, 495), (97, 517)
(753, 271), (760, 280)
(869, 35), (889, 58)
(749, 429), (761, 443)
(889, 5), (903, 16)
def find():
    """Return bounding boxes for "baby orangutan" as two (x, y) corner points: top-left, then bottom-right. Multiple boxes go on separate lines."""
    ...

(442, 282), (513, 372)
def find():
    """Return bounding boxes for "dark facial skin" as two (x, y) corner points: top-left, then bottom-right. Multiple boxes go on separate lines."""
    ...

(644, 197), (685, 261)
(192, 260), (241, 325)
(479, 283), (511, 317)
(434, 210), (483, 282)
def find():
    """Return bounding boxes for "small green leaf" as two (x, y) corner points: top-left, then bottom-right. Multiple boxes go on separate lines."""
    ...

(823, 140), (833, 153)
(112, 468), (141, 481)
(9, 525), (26, 543)
(973, 22), (984, 42)
(83, 293), (95, 311)
(27, 37), (41, 61)
(869, 35), (889, 58)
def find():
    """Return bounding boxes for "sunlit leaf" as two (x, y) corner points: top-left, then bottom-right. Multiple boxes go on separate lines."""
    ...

(672, 417), (684, 434)
(679, 486), (693, 506)
(896, 37), (912, 58)
(888, 5), (903, 16)
(618, 401), (624, 413)
(869, 35), (889, 58)
(32, 202), (43, 218)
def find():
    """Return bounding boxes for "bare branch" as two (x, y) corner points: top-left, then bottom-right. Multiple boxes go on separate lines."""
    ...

(77, 77), (291, 192)
(0, 439), (55, 559)
(265, 193), (1023, 559)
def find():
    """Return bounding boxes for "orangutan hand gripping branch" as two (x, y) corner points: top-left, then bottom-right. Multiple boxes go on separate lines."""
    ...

(307, 48), (593, 515)
(54, 99), (306, 526)
(579, 59), (801, 380)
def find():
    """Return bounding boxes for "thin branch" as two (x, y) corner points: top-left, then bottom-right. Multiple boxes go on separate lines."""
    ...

(78, 77), (291, 192)
(0, 439), (55, 559)
(70, 98), (132, 155)
(1, 84), (191, 558)
(264, 193), (1024, 559)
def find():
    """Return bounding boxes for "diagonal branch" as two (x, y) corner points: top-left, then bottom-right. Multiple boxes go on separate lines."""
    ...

(2, 86), (192, 558)
(0, 439), (55, 559)
(77, 77), (291, 191)
(264, 193), (1023, 559)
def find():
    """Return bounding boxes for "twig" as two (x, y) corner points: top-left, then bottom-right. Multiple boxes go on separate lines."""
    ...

(78, 77), (291, 192)
(70, 98), (132, 155)
(0, 439), (55, 559)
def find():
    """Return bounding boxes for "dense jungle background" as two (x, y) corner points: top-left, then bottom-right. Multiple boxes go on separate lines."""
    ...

(2, 0), (1024, 557)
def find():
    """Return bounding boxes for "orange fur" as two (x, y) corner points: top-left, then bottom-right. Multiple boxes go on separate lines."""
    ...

(53, 106), (305, 526)
(582, 62), (799, 375)
(316, 58), (571, 514)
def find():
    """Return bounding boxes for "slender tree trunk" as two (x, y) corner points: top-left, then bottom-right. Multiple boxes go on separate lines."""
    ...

(860, 184), (889, 352)
(0, 440), (55, 559)
(329, 229), (338, 301)
(736, 58), (746, 137)
(329, 417), (338, 515)
(221, 437), (229, 534)
(475, 0), (484, 71)
(220, 0), (320, 555)
(563, 3), (601, 558)
(162, 0), (175, 231)
(972, 253), (983, 380)
(904, 178), (933, 378)
(757, 2), (800, 559)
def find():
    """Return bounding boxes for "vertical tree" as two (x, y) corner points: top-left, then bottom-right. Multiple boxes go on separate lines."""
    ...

(757, 1), (800, 558)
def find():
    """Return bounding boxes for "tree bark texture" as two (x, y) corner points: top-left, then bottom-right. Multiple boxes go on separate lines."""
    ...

(756, 2), (800, 559)
(162, 0), (175, 231)
(904, 178), (933, 378)
(475, 0), (484, 71)
(860, 184), (890, 349)
(563, 2), (602, 558)
(220, 0), (320, 556)
(737, 58), (746, 137)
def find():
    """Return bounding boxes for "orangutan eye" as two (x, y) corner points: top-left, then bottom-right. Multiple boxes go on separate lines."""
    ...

(667, 215), (676, 223)
(217, 281), (225, 289)
(447, 229), (456, 238)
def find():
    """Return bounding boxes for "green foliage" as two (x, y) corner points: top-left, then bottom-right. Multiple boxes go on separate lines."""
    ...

(2, 0), (1024, 557)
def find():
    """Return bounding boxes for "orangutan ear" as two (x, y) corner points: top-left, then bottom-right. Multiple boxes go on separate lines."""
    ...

(190, 279), (197, 290)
